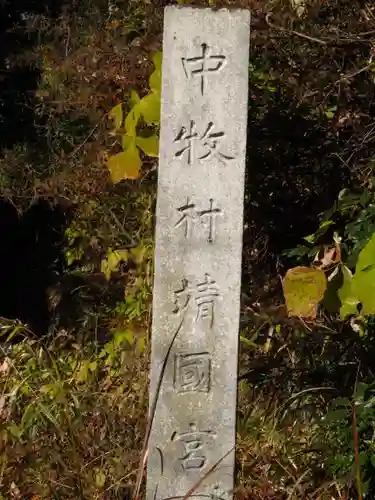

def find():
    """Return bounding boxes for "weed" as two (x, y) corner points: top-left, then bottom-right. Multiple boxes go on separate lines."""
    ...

(107, 51), (162, 183)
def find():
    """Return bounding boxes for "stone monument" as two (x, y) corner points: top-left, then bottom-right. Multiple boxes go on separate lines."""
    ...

(147, 6), (250, 500)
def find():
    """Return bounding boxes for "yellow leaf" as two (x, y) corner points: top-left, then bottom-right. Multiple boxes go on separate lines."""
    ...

(76, 360), (90, 383)
(122, 133), (135, 151)
(107, 146), (141, 183)
(130, 245), (146, 264)
(101, 249), (128, 280)
(139, 92), (161, 124)
(136, 134), (159, 157)
(108, 103), (123, 130)
(130, 90), (140, 107)
(149, 52), (162, 93)
(283, 266), (326, 318)
(137, 336), (146, 354)
(125, 104), (141, 136)
(152, 51), (162, 72)
(95, 469), (106, 488)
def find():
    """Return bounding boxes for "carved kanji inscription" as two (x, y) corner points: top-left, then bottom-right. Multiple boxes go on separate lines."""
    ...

(171, 423), (216, 472)
(182, 43), (226, 95)
(174, 121), (234, 166)
(175, 198), (222, 243)
(173, 274), (220, 328)
(174, 352), (211, 393)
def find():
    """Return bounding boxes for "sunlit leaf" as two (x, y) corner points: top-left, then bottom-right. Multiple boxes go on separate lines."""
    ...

(339, 265), (359, 319)
(125, 104), (141, 136)
(89, 361), (97, 372)
(101, 249), (129, 280)
(130, 245), (146, 264)
(304, 219), (334, 244)
(355, 232), (375, 273)
(111, 328), (134, 346)
(130, 90), (140, 108)
(76, 360), (90, 383)
(95, 469), (106, 488)
(283, 266), (326, 318)
(137, 336), (146, 354)
(152, 51), (162, 71)
(139, 92), (161, 124)
(351, 233), (375, 315)
(107, 146), (142, 183)
(108, 103), (123, 130)
(136, 134), (159, 157)
(122, 133), (135, 151)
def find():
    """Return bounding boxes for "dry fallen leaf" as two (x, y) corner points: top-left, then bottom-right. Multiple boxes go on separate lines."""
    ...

(0, 358), (10, 376)
(314, 243), (341, 270)
(10, 482), (21, 499)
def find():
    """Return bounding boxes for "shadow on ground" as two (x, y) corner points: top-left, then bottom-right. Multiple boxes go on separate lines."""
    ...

(0, 0), (61, 151)
(0, 199), (67, 334)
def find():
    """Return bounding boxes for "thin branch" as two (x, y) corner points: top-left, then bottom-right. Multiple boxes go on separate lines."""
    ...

(352, 405), (362, 500)
(265, 13), (327, 45)
(68, 120), (103, 158)
(287, 469), (311, 500)
(335, 64), (372, 84)
(180, 448), (234, 500)
(352, 363), (362, 500)
(161, 447), (235, 500)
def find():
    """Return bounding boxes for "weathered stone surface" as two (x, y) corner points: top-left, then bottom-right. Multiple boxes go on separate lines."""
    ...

(147, 6), (250, 500)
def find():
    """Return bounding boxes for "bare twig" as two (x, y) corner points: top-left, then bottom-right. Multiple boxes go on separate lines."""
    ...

(352, 364), (362, 500)
(335, 64), (372, 84)
(180, 447), (234, 500)
(161, 447), (235, 500)
(287, 469), (311, 500)
(65, 25), (71, 57)
(352, 406), (362, 500)
(265, 13), (327, 45)
(68, 120), (103, 158)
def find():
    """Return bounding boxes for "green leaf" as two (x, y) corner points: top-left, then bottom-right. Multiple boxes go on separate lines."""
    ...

(137, 336), (146, 354)
(101, 249), (128, 280)
(122, 133), (135, 151)
(355, 232), (375, 273)
(125, 104), (141, 136)
(109, 103), (123, 130)
(107, 146), (141, 183)
(130, 90), (140, 107)
(149, 52), (162, 93)
(339, 265), (359, 319)
(95, 469), (106, 488)
(136, 134), (159, 157)
(89, 361), (98, 372)
(139, 92), (161, 125)
(130, 245), (146, 264)
(283, 266), (327, 318)
(152, 51), (162, 71)
(351, 234), (375, 315)
(323, 266), (342, 314)
(8, 423), (22, 439)
(304, 219), (334, 244)
(76, 360), (90, 383)
(111, 328), (134, 347)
